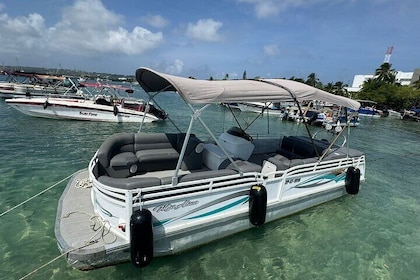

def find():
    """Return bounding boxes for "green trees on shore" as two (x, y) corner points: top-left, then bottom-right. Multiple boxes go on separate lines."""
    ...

(355, 63), (420, 110)
(293, 65), (419, 111)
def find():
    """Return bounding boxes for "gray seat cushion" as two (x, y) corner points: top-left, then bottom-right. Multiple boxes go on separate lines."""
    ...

(98, 176), (161, 190)
(226, 160), (262, 173)
(178, 169), (238, 183)
(136, 148), (179, 162)
(110, 152), (137, 167)
(266, 154), (290, 170)
(136, 148), (180, 172)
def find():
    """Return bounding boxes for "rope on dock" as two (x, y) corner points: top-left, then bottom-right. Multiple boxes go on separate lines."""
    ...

(0, 172), (77, 218)
(61, 210), (117, 245)
(75, 177), (92, 189)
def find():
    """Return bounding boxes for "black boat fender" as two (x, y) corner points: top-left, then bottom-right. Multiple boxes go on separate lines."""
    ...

(130, 209), (153, 268)
(249, 184), (267, 226)
(43, 100), (50, 110)
(345, 166), (360, 195)
(113, 105), (118, 116)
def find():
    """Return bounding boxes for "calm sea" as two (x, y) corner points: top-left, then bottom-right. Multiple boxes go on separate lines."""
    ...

(0, 89), (419, 280)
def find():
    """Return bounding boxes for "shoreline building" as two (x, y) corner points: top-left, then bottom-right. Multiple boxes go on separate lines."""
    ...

(346, 70), (415, 93)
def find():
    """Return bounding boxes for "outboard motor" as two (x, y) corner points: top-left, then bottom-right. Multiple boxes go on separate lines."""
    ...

(130, 209), (153, 268)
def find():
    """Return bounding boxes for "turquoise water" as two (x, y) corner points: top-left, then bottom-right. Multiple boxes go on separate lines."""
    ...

(1, 92), (420, 280)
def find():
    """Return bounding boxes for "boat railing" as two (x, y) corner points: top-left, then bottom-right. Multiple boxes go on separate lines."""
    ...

(262, 155), (365, 180)
(89, 152), (365, 241)
(139, 173), (260, 203)
(89, 156), (264, 240)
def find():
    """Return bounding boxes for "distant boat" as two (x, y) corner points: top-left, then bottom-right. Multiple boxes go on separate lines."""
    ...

(401, 108), (420, 122)
(6, 82), (167, 123)
(387, 109), (402, 118)
(304, 110), (328, 126)
(0, 71), (81, 98)
(236, 101), (286, 116)
(357, 107), (382, 118)
(349, 100), (383, 118)
(325, 115), (360, 128)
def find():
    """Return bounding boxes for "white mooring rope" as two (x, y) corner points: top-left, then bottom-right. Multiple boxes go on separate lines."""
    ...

(3, 171), (117, 279)
(18, 242), (93, 280)
(19, 210), (117, 279)
(0, 172), (77, 218)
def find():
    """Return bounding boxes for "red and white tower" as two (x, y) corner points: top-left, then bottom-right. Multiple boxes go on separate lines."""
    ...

(383, 46), (393, 63)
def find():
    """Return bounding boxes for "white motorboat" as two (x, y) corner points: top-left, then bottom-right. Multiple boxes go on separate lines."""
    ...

(0, 71), (81, 98)
(387, 109), (402, 118)
(5, 82), (167, 123)
(236, 101), (286, 116)
(349, 100), (383, 118)
(324, 115), (360, 128)
(55, 68), (365, 270)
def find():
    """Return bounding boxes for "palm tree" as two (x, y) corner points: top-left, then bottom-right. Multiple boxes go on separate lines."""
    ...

(306, 73), (319, 87)
(374, 63), (396, 84)
(289, 76), (305, 83)
(361, 78), (381, 91)
(324, 82), (334, 93)
(333, 81), (348, 96)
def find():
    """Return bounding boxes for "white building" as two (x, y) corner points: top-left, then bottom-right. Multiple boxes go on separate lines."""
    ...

(346, 71), (414, 93)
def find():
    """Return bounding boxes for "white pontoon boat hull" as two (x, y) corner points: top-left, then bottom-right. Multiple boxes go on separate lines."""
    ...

(55, 67), (365, 270)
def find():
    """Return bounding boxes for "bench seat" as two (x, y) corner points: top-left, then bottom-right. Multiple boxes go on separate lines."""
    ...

(136, 148), (180, 172)
(96, 132), (203, 178)
(98, 176), (161, 190)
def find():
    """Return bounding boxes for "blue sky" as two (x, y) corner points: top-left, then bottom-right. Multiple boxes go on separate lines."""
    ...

(0, 0), (418, 84)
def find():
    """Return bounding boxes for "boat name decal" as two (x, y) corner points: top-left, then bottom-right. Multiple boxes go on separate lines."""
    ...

(153, 200), (199, 213)
(285, 178), (301, 184)
(79, 111), (98, 116)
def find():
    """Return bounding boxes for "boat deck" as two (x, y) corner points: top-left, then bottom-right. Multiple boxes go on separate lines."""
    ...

(54, 169), (130, 270)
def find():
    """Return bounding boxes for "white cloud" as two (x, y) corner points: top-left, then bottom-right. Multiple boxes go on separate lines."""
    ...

(165, 59), (184, 75)
(264, 44), (279, 55)
(237, 0), (325, 18)
(0, 12), (46, 54)
(61, 0), (123, 29)
(186, 18), (223, 42)
(0, 0), (163, 58)
(47, 0), (163, 55)
(142, 14), (169, 28)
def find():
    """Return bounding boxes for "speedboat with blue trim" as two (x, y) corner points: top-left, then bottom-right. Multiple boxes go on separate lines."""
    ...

(55, 67), (365, 270)
(349, 100), (384, 118)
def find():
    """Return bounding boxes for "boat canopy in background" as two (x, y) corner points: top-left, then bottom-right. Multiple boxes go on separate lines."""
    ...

(136, 67), (360, 110)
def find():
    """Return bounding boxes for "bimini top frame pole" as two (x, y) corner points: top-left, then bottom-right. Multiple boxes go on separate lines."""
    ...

(258, 79), (321, 158)
(171, 102), (243, 186)
(138, 84), (182, 134)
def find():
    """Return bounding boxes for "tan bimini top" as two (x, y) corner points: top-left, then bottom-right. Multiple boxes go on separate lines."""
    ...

(136, 67), (360, 110)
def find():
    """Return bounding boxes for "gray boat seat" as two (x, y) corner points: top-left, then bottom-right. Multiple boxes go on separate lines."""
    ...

(96, 132), (203, 178)
(178, 169), (238, 183)
(98, 176), (161, 190)
(266, 154), (290, 170)
(226, 160), (262, 173)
